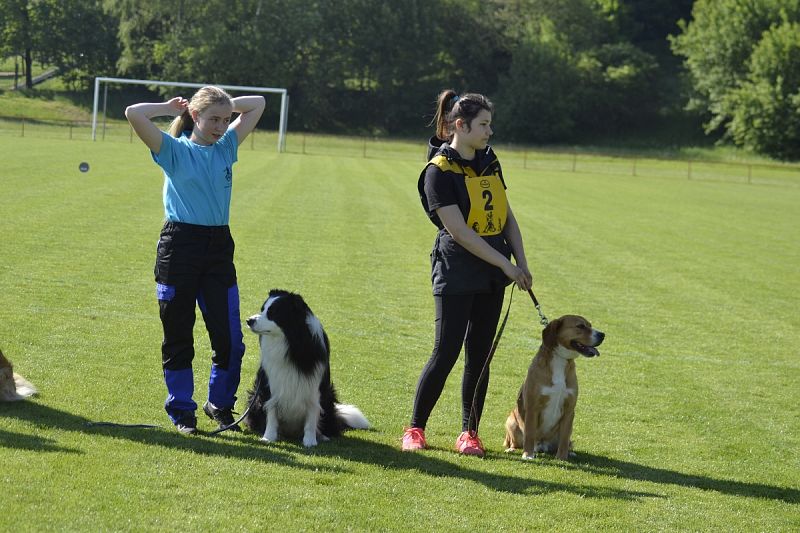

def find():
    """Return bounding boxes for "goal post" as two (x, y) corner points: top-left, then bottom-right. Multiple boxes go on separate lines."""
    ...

(92, 76), (289, 152)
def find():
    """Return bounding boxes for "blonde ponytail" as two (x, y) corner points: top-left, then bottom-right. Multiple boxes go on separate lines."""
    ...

(169, 111), (194, 138)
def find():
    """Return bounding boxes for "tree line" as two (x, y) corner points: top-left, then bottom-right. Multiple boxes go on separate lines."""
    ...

(1, 0), (799, 160)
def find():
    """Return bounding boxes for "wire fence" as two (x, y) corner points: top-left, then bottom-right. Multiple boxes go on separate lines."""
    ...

(2, 115), (798, 188)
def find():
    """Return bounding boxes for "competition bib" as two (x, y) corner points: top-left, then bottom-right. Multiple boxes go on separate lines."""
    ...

(465, 173), (506, 236)
(429, 155), (507, 236)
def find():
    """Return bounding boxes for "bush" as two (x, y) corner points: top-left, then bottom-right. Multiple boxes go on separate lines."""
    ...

(726, 21), (800, 160)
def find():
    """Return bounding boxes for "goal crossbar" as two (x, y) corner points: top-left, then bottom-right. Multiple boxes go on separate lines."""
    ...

(92, 76), (288, 152)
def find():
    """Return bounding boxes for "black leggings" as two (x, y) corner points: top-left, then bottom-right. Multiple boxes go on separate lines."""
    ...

(410, 288), (505, 433)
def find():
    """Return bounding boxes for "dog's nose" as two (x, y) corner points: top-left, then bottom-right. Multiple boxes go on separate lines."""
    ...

(246, 317), (256, 327)
(595, 330), (605, 345)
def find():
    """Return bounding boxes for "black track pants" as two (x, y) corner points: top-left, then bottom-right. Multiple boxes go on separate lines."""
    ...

(410, 288), (505, 433)
(154, 221), (245, 419)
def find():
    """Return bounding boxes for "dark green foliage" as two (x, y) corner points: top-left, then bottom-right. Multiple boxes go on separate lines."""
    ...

(671, 0), (800, 159)
(14, 0), (798, 158)
(727, 21), (800, 160)
(0, 0), (117, 89)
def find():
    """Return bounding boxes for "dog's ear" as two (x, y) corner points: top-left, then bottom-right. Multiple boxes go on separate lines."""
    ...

(0, 349), (11, 370)
(541, 318), (561, 348)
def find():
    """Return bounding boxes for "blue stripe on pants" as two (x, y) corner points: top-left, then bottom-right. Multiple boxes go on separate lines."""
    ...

(207, 284), (245, 408)
(164, 367), (196, 420)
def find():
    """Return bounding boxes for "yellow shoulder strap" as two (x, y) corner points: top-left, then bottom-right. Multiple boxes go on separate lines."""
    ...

(428, 155), (478, 178)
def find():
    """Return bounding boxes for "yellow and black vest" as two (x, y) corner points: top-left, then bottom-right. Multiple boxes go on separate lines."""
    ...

(418, 140), (512, 295)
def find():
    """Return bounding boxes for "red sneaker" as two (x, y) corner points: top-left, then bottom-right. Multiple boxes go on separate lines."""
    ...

(455, 431), (485, 457)
(401, 427), (427, 451)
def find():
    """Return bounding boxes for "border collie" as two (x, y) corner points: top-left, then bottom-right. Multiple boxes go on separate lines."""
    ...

(244, 289), (369, 447)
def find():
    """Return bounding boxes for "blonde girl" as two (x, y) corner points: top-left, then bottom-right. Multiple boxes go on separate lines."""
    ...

(125, 87), (265, 434)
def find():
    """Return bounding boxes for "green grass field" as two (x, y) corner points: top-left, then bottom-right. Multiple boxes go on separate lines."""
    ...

(1, 134), (798, 531)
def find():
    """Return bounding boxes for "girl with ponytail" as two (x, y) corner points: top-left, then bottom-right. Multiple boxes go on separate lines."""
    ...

(402, 90), (533, 456)
(125, 87), (265, 434)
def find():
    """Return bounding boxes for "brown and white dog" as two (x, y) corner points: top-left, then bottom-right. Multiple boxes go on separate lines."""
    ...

(503, 315), (604, 460)
(0, 349), (38, 402)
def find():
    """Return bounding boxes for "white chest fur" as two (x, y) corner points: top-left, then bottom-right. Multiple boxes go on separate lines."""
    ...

(539, 355), (575, 434)
(260, 336), (323, 425)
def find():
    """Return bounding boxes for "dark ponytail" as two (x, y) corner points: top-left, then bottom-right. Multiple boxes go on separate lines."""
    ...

(430, 89), (494, 141)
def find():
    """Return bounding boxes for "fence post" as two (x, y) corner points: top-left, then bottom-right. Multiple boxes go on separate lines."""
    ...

(302, 133), (306, 154)
(69, 124), (73, 140)
(748, 164), (752, 184)
(21, 116), (24, 137)
(571, 152), (577, 172)
(688, 160), (692, 180)
(632, 158), (637, 176)
(362, 137), (367, 158)
(523, 150), (528, 169)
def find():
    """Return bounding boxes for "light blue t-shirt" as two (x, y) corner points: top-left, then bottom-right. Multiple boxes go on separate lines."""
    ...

(151, 129), (239, 226)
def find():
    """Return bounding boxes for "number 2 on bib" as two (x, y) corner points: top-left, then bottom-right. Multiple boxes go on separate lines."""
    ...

(466, 174), (507, 236)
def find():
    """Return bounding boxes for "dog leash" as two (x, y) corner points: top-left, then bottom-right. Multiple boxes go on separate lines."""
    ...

(466, 284), (516, 434)
(86, 422), (162, 429)
(208, 371), (263, 435)
(527, 288), (549, 326)
(467, 284), (549, 434)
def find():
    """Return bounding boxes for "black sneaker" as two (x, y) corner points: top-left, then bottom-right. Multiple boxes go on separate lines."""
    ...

(173, 411), (197, 435)
(203, 401), (241, 432)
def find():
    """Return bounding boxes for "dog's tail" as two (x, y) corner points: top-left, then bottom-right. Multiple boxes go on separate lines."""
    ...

(335, 403), (370, 430)
(13, 373), (38, 399)
(243, 367), (269, 436)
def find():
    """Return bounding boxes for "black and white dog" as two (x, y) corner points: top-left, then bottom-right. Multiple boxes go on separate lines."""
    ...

(244, 289), (369, 447)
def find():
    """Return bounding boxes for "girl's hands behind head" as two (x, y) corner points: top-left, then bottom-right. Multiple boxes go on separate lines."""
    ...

(165, 97), (189, 116)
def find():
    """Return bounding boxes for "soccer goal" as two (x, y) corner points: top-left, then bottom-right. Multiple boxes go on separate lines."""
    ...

(92, 76), (289, 152)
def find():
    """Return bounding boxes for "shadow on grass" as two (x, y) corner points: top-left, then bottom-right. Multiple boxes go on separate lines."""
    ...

(310, 433), (659, 499)
(9, 401), (785, 502)
(0, 427), (81, 454)
(2, 400), (658, 498)
(569, 452), (799, 504)
(0, 400), (340, 474)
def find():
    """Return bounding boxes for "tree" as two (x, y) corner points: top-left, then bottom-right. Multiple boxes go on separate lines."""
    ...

(0, 0), (118, 90)
(490, 0), (662, 142)
(0, 0), (36, 88)
(104, 0), (694, 140)
(494, 37), (581, 142)
(727, 21), (800, 159)
(671, 0), (800, 158)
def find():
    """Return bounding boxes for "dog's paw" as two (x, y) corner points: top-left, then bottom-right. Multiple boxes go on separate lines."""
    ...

(262, 429), (278, 442)
(504, 447), (516, 453)
(521, 451), (536, 461)
(319, 434), (330, 442)
(302, 435), (318, 448)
